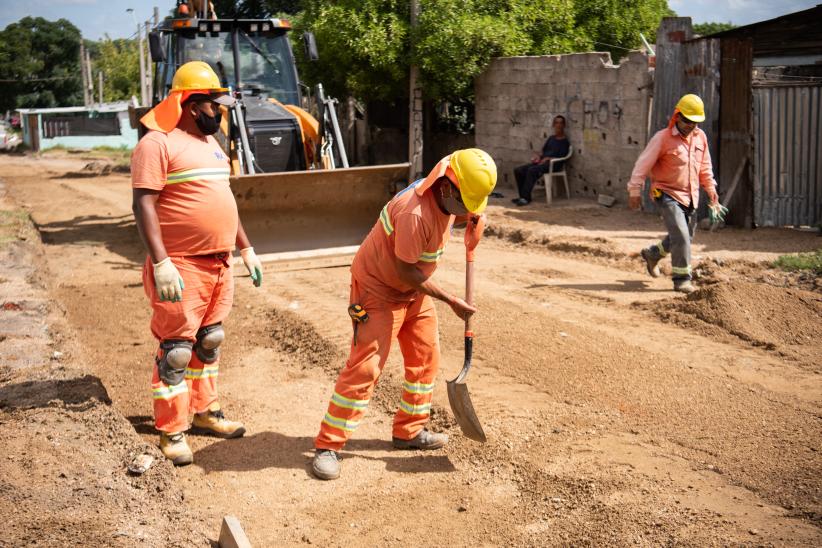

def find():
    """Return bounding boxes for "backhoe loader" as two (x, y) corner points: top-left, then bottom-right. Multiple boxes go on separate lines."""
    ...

(144, 2), (408, 267)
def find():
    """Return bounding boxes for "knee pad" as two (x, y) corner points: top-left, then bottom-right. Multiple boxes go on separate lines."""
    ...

(194, 324), (224, 364)
(156, 340), (193, 386)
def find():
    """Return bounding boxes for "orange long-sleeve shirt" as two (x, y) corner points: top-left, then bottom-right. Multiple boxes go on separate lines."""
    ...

(627, 125), (717, 208)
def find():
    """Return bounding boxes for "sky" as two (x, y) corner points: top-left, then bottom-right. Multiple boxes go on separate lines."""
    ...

(0, 0), (819, 40)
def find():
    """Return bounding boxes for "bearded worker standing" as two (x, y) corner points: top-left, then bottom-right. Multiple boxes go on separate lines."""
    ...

(312, 148), (497, 480)
(627, 94), (720, 294)
(131, 61), (264, 465)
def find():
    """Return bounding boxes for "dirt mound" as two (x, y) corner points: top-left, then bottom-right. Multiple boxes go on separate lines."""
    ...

(60, 161), (130, 178)
(648, 281), (822, 370)
(0, 374), (204, 547)
(484, 222), (633, 266)
(269, 307), (343, 376)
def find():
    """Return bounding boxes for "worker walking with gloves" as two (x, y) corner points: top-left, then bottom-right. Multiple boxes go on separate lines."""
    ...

(312, 149), (497, 480)
(627, 94), (722, 294)
(131, 62), (264, 465)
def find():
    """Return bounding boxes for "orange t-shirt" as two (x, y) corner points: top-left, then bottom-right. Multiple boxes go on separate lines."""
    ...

(131, 128), (238, 256)
(351, 180), (454, 302)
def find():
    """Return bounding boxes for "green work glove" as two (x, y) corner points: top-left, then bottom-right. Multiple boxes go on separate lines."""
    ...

(708, 202), (729, 224)
(153, 257), (185, 302)
(240, 247), (263, 287)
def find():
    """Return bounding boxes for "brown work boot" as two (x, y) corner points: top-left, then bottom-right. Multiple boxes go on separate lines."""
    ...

(640, 248), (661, 278)
(673, 280), (697, 294)
(160, 432), (194, 466)
(393, 429), (448, 450)
(192, 408), (246, 439)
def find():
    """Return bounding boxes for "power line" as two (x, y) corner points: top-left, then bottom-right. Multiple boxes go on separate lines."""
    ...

(0, 76), (77, 82)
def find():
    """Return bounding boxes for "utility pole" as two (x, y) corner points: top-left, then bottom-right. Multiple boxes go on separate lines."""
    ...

(153, 6), (160, 26)
(144, 20), (153, 103)
(79, 40), (90, 106)
(138, 23), (147, 105)
(408, 0), (423, 181)
(98, 70), (104, 105)
(86, 50), (93, 102)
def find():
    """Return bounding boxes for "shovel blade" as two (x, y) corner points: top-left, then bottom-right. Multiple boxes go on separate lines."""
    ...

(446, 380), (487, 443)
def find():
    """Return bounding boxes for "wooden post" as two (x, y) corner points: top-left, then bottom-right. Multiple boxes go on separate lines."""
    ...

(145, 20), (153, 102)
(138, 22), (147, 105)
(408, 0), (423, 181)
(79, 41), (90, 106)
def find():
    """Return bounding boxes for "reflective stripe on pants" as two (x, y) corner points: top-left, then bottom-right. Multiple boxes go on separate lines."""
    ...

(143, 255), (233, 433)
(315, 280), (440, 451)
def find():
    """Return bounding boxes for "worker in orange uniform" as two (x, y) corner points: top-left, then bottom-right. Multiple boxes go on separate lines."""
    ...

(312, 149), (497, 480)
(131, 61), (264, 465)
(627, 94), (720, 294)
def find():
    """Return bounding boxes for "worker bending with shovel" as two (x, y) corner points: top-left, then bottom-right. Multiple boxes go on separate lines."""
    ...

(312, 149), (497, 480)
(131, 62), (264, 465)
(627, 94), (724, 294)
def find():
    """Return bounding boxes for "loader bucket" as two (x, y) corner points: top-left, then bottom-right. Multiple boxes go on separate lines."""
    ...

(231, 163), (409, 267)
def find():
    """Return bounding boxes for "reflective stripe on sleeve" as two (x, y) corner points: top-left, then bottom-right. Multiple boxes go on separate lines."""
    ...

(379, 205), (394, 235)
(418, 248), (444, 263)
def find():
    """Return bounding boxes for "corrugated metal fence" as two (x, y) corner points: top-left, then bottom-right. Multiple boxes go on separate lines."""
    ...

(753, 85), (822, 227)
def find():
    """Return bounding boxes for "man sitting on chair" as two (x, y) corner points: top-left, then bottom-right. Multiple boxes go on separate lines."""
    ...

(512, 115), (570, 206)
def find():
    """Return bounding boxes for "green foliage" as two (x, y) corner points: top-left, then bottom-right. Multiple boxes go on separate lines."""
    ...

(294, 0), (673, 102)
(773, 250), (822, 276)
(95, 38), (141, 102)
(573, 0), (674, 60)
(211, 0), (303, 17)
(692, 22), (736, 36)
(0, 17), (83, 111)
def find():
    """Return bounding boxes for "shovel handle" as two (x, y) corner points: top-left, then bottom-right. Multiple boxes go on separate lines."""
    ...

(465, 259), (474, 335)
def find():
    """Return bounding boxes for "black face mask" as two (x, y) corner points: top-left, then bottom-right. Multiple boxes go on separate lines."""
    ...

(193, 108), (222, 135)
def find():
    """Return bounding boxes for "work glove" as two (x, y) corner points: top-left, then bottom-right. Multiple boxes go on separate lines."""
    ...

(153, 257), (184, 302)
(708, 202), (729, 224)
(240, 247), (263, 287)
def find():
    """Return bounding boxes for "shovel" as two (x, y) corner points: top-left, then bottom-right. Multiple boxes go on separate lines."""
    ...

(446, 215), (487, 443)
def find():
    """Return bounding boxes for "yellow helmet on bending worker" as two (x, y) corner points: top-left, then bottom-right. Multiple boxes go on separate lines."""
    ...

(449, 148), (498, 213)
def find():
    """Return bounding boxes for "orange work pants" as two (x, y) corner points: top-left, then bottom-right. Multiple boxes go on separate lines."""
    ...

(142, 254), (234, 433)
(315, 280), (440, 451)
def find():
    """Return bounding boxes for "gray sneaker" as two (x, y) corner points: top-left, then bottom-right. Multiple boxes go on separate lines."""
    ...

(673, 280), (696, 294)
(640, 248), (661, 278)
(312, 449), (340, 480)
(392, 429), (448, 450)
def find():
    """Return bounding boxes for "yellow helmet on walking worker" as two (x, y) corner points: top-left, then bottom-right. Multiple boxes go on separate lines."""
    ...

(171, 61), (229, 93)
(675, 94), (705, 123)
(449, 148), (497, 214)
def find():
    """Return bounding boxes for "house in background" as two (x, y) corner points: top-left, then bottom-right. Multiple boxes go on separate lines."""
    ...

(17, 101), (138, 152)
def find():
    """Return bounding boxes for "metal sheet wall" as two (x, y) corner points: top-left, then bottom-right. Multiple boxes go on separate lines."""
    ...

(753, 85), (822, 227)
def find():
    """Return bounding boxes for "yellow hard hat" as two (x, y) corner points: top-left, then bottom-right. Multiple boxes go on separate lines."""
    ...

(449, 148), (497, 214)
(675, 94), (705, 123)
(171, 61), (228, 93)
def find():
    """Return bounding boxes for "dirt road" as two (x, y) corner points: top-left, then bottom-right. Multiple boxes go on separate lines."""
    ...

(2, 153), (820, 546)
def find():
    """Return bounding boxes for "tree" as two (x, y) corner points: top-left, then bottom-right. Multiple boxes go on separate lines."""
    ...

(95, 38), (141, 102)
(0, 17), (83, 111)
(692, 21), (736, 36)
(293, 0), (673, 103)
(210, 0), (303, 17)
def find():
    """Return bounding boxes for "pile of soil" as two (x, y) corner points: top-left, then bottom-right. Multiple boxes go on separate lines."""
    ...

(0, 374), (205, 546)
(648, 281), (822, 370)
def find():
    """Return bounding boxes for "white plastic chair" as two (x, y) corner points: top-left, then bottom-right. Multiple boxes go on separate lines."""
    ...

(537, 145), (573, 205)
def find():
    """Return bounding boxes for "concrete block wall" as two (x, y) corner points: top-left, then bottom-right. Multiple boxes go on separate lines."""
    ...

(476, 51), (652, 203)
